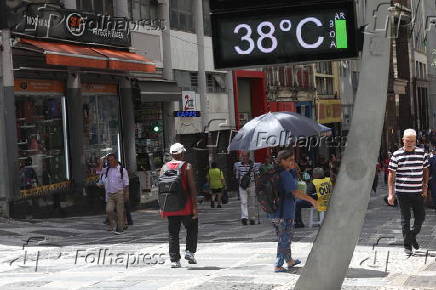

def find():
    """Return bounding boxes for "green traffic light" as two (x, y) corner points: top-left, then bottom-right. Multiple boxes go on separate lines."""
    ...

(153, 126), (160, 133)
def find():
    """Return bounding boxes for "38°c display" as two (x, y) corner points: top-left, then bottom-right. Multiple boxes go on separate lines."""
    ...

(210, 1), (359, 69)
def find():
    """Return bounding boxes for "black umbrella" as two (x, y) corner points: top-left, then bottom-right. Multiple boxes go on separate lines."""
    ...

(228, 112), (331, 151)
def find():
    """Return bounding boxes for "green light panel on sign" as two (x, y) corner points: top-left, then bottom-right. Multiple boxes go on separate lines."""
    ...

(335, 20), (348, 49)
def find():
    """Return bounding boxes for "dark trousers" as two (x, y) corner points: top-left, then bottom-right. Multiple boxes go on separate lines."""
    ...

(397, 194), (426, 245)
(168, 215), (198, 262)
(295, 200), (313, 224)
(124, 201), (133, 225)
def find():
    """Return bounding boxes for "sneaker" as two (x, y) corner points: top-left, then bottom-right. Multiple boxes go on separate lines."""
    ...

(404, 244), (412, 255)
(217, 204), (222, 208)
(113, 229), (123, 235)
(249, 219), (256, 225)
(123, 225), (129, 230)
(185, 251), (197, 264)
(171, 261), (181, 268)
(241, 218), (248, 225)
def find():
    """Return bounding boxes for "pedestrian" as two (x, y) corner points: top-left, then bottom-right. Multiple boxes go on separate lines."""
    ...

(234, 152), (260, 225)
(159, 143), (198, 268)
(98, 153), (129, 235)
(269, 150), (317, 273)
(429, 148), (436, 210)
(207, 161), (226, 208)
(387, 129), (429, 255)
(383, 152), (392, 185)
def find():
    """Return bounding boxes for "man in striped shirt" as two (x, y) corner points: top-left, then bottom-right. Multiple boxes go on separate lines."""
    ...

(388, 129), (429, 255)
(234, 152), (260, 225)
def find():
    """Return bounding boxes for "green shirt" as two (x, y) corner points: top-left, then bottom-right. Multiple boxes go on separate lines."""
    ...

(208, 168), (224, 189)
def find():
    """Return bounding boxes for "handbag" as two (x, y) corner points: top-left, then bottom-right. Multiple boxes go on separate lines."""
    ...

(239, 164), (253, 190)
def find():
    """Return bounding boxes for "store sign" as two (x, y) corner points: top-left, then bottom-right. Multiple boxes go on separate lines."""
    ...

(182, 91), (199, 111)
(317, 99), (342, 124)
(11, 3), (131, 47)
(14, 79), (64, 93)
(210, 0), (358, 69)
(174, 111), (201, 118)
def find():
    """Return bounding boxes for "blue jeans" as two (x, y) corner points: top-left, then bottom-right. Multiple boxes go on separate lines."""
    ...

(271, 218), (294, 267)
(295, 200), (313, 224)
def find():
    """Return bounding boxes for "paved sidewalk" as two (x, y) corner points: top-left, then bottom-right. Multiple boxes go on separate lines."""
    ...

(0, 181), (435, 289)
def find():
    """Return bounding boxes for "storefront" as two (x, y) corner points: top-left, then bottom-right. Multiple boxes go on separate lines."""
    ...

(5, 3), (165, 218)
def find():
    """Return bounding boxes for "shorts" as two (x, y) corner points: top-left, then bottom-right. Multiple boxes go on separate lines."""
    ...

(211, 188), (223, 194)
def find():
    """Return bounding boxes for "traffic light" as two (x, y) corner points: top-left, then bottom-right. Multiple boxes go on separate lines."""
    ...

(150, 122), (163, 134)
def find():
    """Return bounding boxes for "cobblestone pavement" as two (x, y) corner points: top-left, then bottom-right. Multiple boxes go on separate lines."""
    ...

(0, 180), (435, 290)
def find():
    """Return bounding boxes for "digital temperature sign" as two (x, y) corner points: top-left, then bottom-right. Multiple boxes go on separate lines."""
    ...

(210, 1), (358, 69)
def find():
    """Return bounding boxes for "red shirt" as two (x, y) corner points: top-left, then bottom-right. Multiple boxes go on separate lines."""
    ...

(160, 161), (193, 217)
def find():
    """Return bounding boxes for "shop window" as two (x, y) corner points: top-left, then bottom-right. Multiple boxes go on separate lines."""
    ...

(16, 95), (68, 190)
(170, 0), (195, 33)
(77, 0), (114, 15)
(83, 92), (121, 178)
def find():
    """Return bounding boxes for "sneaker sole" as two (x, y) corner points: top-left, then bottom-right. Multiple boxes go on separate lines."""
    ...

(185, 255), (197, 264)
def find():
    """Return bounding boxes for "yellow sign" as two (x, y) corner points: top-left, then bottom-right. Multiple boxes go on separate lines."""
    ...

(317, 99), (342, 124)
(20, 181), (72, 199)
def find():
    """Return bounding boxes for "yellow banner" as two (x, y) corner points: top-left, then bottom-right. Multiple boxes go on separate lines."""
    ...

(317, 99), (342, 124)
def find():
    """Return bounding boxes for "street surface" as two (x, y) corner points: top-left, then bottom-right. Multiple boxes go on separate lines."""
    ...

(0, 178), (435, 290)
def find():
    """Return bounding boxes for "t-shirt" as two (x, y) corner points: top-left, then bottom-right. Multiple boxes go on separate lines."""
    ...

(312, 177), (333, 212)
(233, 161), (260, 183)
(388, 147), (429, 195)
(208, 168), (224, 189)
(268, 169), (297, 219)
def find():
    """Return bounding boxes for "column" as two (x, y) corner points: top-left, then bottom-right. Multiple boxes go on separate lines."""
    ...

(160, 0), (176, 147)
(120, 78), (137, 173)
(66, 72), (85, 194)
(0, 29), (17, 217)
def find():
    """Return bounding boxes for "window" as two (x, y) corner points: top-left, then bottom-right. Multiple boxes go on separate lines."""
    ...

(83, 93), (121, 177)
(77, 0), (114, 15)
(316, 61), (333, 75)
(190, 72), (198, 90)
(170, 0), (195, 33)
(316, 77), (334, 95)
(128, 0), (159, 20)
(16, 95), (68, 190)
(206, 73), (226, 93)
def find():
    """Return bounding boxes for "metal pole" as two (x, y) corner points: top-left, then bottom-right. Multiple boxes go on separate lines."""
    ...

(0, 29), (15, 217)
(295, 1), (392, 289)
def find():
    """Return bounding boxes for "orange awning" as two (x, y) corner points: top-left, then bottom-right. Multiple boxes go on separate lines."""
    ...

(20, 38), (156, 73)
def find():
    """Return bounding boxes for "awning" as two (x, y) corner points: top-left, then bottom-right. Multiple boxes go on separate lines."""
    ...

(139, 80), (182, 102)
(19, 38), (156, 73)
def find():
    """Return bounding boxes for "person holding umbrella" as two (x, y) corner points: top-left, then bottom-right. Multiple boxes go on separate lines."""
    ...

(270, 150), (317, 273)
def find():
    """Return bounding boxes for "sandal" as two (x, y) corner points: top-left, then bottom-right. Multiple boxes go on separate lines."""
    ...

(274, 267), (289, 273)
(287, 259), (301, 269)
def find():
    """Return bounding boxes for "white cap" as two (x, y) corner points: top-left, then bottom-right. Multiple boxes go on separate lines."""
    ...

(170, 143), (186, 155)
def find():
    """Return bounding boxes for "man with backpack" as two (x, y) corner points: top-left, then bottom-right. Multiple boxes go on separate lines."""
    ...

(98, 153), (129, 235)
(158, 143), (198, 268)
(234, 152), (260, 225)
